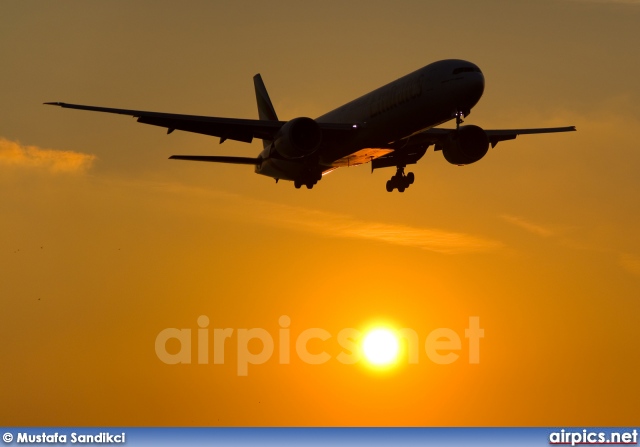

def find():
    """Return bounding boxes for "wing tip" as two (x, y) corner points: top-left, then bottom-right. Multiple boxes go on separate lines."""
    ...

(43, 102), (63, 106)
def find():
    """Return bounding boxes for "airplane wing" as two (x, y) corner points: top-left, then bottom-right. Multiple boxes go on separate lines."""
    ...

(400, 126), (576, 148)
(372, 125), (576, 170)
(44, 102), (356, 144)
(484, 127), (576, 148)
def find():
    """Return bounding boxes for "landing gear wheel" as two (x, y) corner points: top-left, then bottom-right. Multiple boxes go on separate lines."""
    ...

(294, 168), (322, 190)
(385, 165), (416, 192)
(407, 172), (414, 185)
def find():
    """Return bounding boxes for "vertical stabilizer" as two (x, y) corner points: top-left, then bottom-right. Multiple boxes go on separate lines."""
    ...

(254, 74), (278, 148)
(253, 74), (278, 122)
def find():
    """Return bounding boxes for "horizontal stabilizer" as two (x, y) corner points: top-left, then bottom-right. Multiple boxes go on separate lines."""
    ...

(169, 155), (260, 165)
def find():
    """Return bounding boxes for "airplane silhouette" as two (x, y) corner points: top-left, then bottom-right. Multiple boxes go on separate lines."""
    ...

(46, 59), (575, 192)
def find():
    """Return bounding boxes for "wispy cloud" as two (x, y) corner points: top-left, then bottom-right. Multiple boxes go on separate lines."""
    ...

(498, 213), (640, 279)
(500, 214), (554, 237)
(0, 138), (96, 173)
(259, 204), (503, 254)
(137, 180), (503, 254)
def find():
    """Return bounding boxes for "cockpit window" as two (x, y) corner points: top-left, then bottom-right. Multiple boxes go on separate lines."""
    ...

(452, 66), (481, 75)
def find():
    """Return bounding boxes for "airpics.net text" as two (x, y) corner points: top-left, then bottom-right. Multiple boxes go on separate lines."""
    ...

(155, 316), (484, 376)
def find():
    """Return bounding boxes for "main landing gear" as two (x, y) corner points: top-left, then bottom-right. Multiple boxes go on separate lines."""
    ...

(386, 166), (414, 193)
(294, 171), (322, 189)
(294, 179), (316, 189)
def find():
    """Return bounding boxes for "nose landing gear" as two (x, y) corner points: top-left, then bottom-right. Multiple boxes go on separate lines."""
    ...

(455, 110), (465, 129)
(385, 166), (414, 193)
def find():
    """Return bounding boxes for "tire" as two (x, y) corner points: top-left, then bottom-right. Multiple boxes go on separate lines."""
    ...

(407, 172), (415, 185)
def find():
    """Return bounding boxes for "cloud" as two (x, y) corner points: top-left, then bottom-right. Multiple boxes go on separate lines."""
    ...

(619, 254), (640, 277)
(260, 205), (503, 254)
(132, 180), (503, 254)
(272, 208), (502, 254)
(499, 214), (640, 279)
(500, 214), (554, 237)
(186, 188), (503, 254)
(0, 138), (96, 173)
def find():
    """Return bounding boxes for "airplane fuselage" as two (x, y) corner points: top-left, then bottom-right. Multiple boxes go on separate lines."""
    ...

(256, 59), (485, 181)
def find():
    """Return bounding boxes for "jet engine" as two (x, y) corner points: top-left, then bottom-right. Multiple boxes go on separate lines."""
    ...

(273, 117), (322, 159)
(441, 125), (489, 166)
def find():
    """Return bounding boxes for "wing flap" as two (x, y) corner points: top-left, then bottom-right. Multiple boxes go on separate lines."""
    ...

(136, 116), (258, 143)
(371, 146), (428, 170)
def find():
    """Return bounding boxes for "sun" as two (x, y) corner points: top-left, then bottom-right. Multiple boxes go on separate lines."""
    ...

(362, 328), (400, 366)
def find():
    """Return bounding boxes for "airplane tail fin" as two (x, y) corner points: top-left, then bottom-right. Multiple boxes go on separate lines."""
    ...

(253, 74), (278, 149)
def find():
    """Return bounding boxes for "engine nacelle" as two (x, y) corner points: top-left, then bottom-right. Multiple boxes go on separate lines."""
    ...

(441, 124), (489, 166)
(273, 117), (322, 159)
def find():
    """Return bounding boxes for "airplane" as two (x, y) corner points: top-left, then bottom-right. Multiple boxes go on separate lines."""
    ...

(45, 59), (575, 192)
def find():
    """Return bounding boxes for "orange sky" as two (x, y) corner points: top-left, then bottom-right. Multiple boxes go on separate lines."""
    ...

(1, 0), (639, 426)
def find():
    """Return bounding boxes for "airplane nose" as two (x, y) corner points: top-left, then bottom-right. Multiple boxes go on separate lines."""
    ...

(466, 71), (485, 109)
(468, 63), (484, 92)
